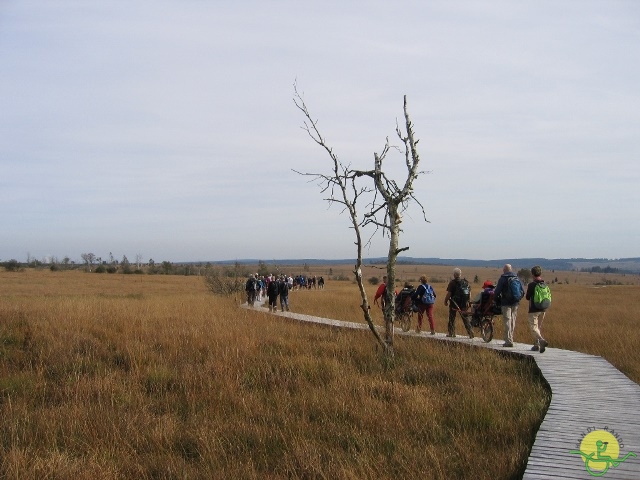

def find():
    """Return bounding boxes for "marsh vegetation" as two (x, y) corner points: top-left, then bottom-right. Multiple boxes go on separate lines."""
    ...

(1, 265), (637, 479)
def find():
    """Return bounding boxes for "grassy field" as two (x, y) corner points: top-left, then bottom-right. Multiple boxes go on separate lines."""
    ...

(294, 263), (640, 383)
(0, 265), (638, 479)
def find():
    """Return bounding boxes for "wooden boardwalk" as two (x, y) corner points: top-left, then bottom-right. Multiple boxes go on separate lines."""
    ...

(245, 302), (640, 479)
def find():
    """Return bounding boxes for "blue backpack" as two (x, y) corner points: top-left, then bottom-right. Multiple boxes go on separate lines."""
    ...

(502, 276), (524, 304)
(421, 284), (436, 304)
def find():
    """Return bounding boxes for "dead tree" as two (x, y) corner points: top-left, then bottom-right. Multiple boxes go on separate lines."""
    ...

(293, 85), (427, 356)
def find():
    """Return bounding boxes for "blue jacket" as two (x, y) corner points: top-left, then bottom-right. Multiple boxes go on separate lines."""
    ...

(494, 272), (520, 306)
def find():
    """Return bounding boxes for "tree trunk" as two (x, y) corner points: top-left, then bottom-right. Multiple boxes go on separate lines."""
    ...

(381, 203), (402, 355)
(293, 86), (425, 357)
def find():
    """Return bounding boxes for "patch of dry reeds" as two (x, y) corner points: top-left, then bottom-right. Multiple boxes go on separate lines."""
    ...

(292, 265), (640, 383)
(9, 267), (632, 478)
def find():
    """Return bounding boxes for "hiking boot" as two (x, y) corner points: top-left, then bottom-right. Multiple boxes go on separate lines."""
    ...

(503, 342), (514, 348)
(539, 339), (548, 353)
(531, 345), (539, 351)
(446, 334), (456, 338)
(430, 330), (436, 335)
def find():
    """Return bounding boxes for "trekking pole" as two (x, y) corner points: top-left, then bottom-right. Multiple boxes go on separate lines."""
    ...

(450, 299), (472, 319)
(451, 298), (475, 332)
(450, 299), (463, 312)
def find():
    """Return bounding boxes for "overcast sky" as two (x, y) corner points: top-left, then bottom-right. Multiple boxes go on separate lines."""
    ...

(1, 1), (639, 263)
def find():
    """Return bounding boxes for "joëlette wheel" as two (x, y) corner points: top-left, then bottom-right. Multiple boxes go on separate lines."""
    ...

(400, 314), (411, 332)
(481, 319), (493, 343)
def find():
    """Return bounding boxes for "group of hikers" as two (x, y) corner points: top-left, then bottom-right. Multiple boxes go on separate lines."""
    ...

(246, 264), (552, 352)
(374, 264), (552, 352)
(245, 273), (325, 312)
(296, 275), (325, 289)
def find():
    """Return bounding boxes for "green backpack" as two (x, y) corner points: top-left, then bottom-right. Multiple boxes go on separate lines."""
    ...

(533, 282), (552, 310)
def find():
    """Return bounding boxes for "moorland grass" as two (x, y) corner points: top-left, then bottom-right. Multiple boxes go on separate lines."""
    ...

(290, 264), (640, 384)
(2, 266), (635, 479)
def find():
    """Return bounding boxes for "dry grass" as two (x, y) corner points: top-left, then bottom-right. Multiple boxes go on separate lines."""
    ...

(1, 265), (636, 479)
(292, 263), (640, 383)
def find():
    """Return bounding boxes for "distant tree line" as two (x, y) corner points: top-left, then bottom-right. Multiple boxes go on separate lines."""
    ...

(1, 256), (204, 276)
(580, 265), (630, 274)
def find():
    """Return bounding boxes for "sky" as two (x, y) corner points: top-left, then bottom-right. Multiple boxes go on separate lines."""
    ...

(1, 1), (639, 264)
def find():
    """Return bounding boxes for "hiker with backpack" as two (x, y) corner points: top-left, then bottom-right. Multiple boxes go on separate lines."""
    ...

(411, 275), (437, 335)
(278, 275), (290, 312)
(245, 274), (257, 307)
(525, 265), (551, 353)
(444, 268), (474, 338)
(493, 264), (525, 347)
(267, 275), (279, 312)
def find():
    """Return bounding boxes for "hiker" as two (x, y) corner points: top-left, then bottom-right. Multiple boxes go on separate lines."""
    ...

(494, 264), (525, 347)
(374, 276), (389, 311)
(278, 275), (290, 312)
(245, 274), (257, 307)
(267, 275), (279, 312)
(411, 275), (436, 335)
(374, 275), (398, 315)
(525, 265), (550, 353)
(444, 268), (474, 338)
(255, 275), (264, 302)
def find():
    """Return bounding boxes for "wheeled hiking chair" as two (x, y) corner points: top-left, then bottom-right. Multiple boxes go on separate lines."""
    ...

(395, 285), (417, 332)
(454, 290), (501, 342)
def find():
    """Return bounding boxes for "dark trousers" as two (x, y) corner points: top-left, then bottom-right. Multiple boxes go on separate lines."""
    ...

(268, 295), (278, 310)
(448, 307), (472, 336)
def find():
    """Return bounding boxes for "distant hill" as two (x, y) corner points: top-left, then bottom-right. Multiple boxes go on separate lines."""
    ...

(371, 257), (640, 274)
(204, 257), (640, 274)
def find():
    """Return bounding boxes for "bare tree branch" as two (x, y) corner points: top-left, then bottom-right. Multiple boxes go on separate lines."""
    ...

(293, 82), (429, 355)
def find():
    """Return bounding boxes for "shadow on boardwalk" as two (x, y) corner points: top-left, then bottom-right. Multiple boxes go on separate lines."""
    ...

(243, 301), (640, 479)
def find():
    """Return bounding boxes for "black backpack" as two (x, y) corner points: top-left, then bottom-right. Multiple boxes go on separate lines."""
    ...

(453, 278), (471, 307)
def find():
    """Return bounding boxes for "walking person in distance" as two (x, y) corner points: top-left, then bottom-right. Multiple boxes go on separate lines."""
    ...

(412, 275), (437, 335)
(525, 265), (551, 353)
(245, 274), (257, 307)
(494, 264), (525, 347)
(374, 276), (389, 311)
(267, 275), (279, 312)
(278, 275), (290, 312)
(444, 268), (474, 338)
